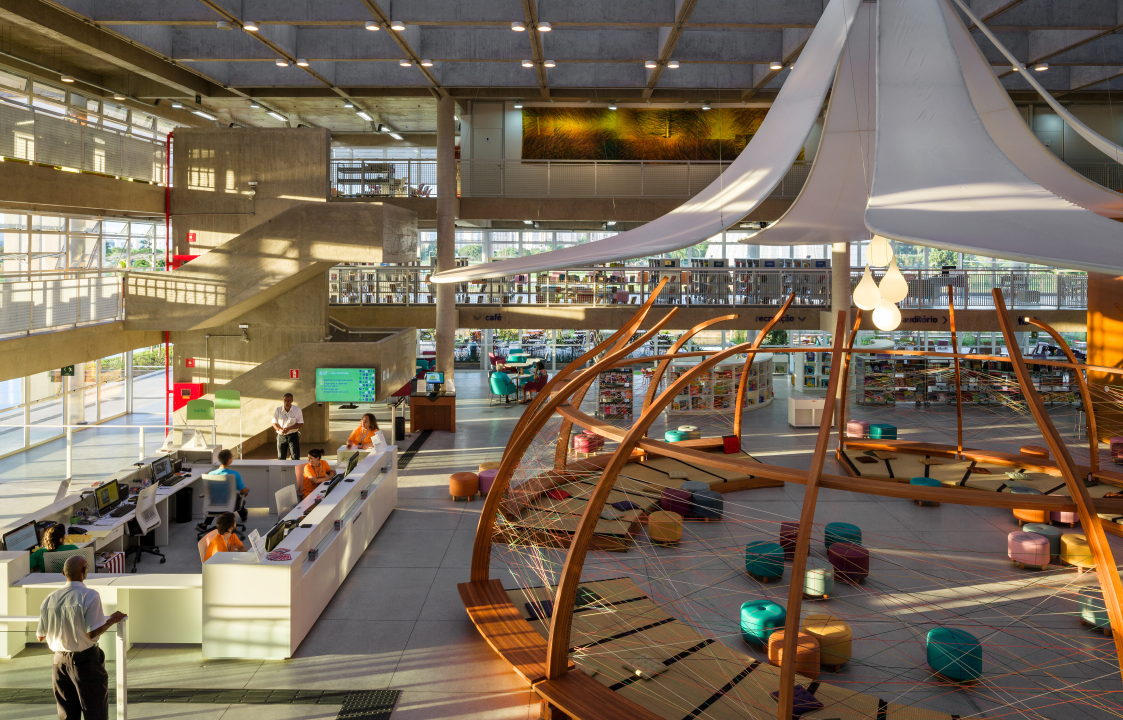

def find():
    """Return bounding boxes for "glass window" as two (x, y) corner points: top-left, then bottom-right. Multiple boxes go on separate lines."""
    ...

(28, 370), (62, 403)
(32, 81), (66, 104)
(31, 215), (66, 232)
(0, 69), (27, 93)
(0, 214), (27, 230)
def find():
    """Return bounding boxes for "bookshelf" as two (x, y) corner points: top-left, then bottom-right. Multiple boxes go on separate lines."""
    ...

(662, 354), (774, 416)
(790, 351), (833, 393)
(597, 370), (634, 420)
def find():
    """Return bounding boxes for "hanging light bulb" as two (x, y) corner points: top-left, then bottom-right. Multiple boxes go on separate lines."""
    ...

(873, 298), (902, 331)
(867, 235), (894, 267)
(852, 265), (882, 311)
(878, 257), (909, 303)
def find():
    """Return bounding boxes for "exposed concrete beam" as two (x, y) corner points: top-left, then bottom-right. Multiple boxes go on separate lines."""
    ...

(0, 322), (163, 385)
(0, 161), (166, 216)
(643, 0), (698, 99)
(357, 0), (446, 97)
(1070, 63), (1123, 90)
(968, 0), (1030, 25)
(521, 0), (550, 98)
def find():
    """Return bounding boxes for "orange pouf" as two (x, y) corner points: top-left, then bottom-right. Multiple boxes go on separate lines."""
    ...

(450, 472), (479, 501)
(767, 629), (821, 681)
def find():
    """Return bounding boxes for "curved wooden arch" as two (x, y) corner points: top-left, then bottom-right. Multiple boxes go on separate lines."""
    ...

(1025, 316), (1099, 474)
(732, 295), (796, 439)
(641, 314), (739, 416)
(836, 309), (863, 449)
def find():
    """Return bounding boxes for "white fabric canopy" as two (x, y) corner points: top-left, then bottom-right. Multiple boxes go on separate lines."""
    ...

(749, 2), (875, 246)
(949, 0), (1123, 165)
(865, 0), (1123, 276)
(941, 0), (1122, 218)
(431, 0), (862, 283)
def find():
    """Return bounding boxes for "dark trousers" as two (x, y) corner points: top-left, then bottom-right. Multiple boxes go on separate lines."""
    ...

(53, 646), (108, 720)
(277, 432), (300, 460)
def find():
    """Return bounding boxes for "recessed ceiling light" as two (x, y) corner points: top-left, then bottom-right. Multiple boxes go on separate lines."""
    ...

(249, 101), (260, 108)
(1034, 62), (1049, 72)
(216, 20), (231, 30)
(513, 99), (523, 108)
(113, 93), (126, 100)
(608, 102), (616, 110)
(1012, 64), (1022, 72)
(356, 111), (373, 121)
(521, 59), (534, 68)
(193, 110), (216, 120)
(365, 21), (379, 31)
(543, 59), (556, 68)
(769, 61), (783, 70)
(523, 220), (534, 225)
(400, 58), (412, 67)
(60, 75), (74, 83)
(243, 20), (259, 32)
(343, 101), (354, 108)
(276, 58), (290, 67)
(296, 58), (309, 67)
(390, 19), (405, 31)
(420, 58), (434, 67)
(267, 111), (287, 121)
(537, 22), (551, 32)
(667, 60), (679, 69)
(644, 60), (657, 69)
(511, 21), (526, 31)
(389, 132), (403, 140)
(606, 220), (616, 227)
(702, 102), (711, 110)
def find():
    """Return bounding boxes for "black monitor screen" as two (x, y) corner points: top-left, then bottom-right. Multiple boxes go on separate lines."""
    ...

(345, 452), (360, 477)
(264, 521), (286, 552)
(151, 457), (173, 482)
(2, 521), (39, 552)
(94, 481), (120, 511)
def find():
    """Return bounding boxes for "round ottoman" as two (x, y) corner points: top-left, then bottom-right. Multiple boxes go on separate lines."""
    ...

(1049, 494), (1079, 527)
(665, 430), (686, 443)
(478, 461), (502, 472)
(680, 480), (710, 494)
(692, 489), (724, 520)
(909, 477), (942, 506)
(1112, 436), (1123, 464)
(648, 510), (684, 546)
(1007, 530), (1049, 570)
(661, 487), (692, 516)
(779, 521), (805, 560)
(1011, 486), (1047, 525)
(745, 541), (785, 582)
(1080, 592), (1113, 637)
(927, 627), (982, 682)
(824, 522), (862, 550)
(677, 425), (701, 440)
(767, 629), (821, 681)
(478, 468), (499, 495)
(803, 557), (835, 599)
(449, 472), (479, 501)
(1061, 533), (1095, 573)
(828, 542), (870, 584)
(1020, 444), (1049, 460)
(740, 599), (786, 646)
(802, 614), (852, 671)
(1023, 523), (1062, 559)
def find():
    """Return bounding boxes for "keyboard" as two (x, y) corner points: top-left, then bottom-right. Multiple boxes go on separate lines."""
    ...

(108, 504), (134, 518)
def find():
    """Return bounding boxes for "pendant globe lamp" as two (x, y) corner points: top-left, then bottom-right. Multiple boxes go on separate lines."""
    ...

(853, 264), (882, 311)
(867, 235), (894, 267)
(872, 298), (902, 331)
(878, 257), (909, 303)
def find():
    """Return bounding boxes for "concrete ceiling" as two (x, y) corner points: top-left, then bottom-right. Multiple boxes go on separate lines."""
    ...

(2, 0), (1122, 131)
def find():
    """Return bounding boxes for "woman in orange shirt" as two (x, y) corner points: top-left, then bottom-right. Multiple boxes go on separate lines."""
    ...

(302, 448), (334, 498)
(203, 512), (246, 561)
(346, 413), (384, 450)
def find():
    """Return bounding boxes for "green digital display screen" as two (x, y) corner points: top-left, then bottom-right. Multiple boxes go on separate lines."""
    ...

(316, 368), (377, 403)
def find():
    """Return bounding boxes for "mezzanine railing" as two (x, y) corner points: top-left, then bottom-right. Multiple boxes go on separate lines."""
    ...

(0, 269), (125, 337)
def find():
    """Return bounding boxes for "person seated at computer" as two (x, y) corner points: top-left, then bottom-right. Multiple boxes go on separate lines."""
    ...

(346, 413), (385, 450)
(196, 449), (249, 534)
(203, 513), (246, 561)
(30, 523), (77, 573)
(302, 449), (334, 498)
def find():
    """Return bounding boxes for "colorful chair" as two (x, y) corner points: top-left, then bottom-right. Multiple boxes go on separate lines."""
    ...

(1049, 495), (1079, 527)
(1079, 592), (1112, 636)
(680, 480), (710, 493)
(745, 541), (785, 582)
(1011, 486), (1047, 525)
(909, 477), (942, 506)
(478, 468), (499, 495)
(802, 614), (852, 671)
(449, 472), (479, 501)
(488, 371), (519, 405)
(868, 423), (897, 440)
(1061, 534), (1095, 573)
(1111, 436), (1123, 464)
(767, 630), (820, 681)
(661, 487), (692, 516)
(927, 627), (982, 682)
(664, 430), (686, 442)
(779, 521), (803, 560)
(648, 510), (683, 546)
(804, 557), (835, 599)
(845, 420), (870, 438)
(1007, 531), (1049, 570)
(692, 489), (724, 520)
(824, 522), (862, 550)
(828, 542), (870, 584)
(1022, 523), (1062, 559)
(740, 599), (786, 646)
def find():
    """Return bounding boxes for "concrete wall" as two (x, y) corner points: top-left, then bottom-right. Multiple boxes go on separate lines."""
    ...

(0, 322), (162, 384)
(0, 161), (165, 216)
(171, 127), (331, 255)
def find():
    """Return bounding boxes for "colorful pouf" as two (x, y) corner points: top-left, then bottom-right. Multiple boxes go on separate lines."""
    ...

(449, 472), (479, 501)
(779, 521), (802, 560)
(846, 420), (870, 438)
(1079, 592), (1112, 635)
(572, 432), (604, 455)
(804, 557), (835, 599)
(802, 614), (852, 670)
(679, 480), (710, 494)
(647, 510), (684, 545)
(927, 627), (983, 682)
(1061, 534), (1095, 572)
(1010, 486), (1047, 525)
(478, 468), (499, 495)
(1007, 531), (1049, 570)
(660, 487), (692, 516)
(824, 522), (862, 550)
(745, 541), (786, 582)
(1112, 436), (1123, 464)
(1023, 523), (1063, 558)
(692, 489), (724, 520)
(868, 423), (897, 440)
(740, 599), (786, 646)
(909, 477), (942, 506)
(677, 425), (701, 440)
(664, 430), (686, 443)
(478, 461), (501, 472)
(767, 629), (821, 681)
(1049, 494), (1079, 527)
(828, 542), (870, 584)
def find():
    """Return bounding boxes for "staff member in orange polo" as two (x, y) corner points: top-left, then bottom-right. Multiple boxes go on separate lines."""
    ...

(302, 449), (334, 498)
(346, 413), (385, 450)
(203, 513), (246, 561)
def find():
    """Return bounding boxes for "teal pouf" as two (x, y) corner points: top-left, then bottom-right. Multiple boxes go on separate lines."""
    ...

(1023, 523), (1063, 556)
(824, 522), (862, 550)
(745, 541), (785, 582)
(910, 477), (942, 506)
(740, 599), (786, 646)
(927, 627), (983, 682)
(1080, 592), (1111, 633)
(665, 430), (686, 442)
(680, 480), (710, 493)
(692, 489), (723, 520)
(804, 557), (835, 599)
(869, 423), (897, 440)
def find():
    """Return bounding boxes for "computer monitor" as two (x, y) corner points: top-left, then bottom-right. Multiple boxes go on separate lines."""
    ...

(264, 520), (287, 552)
(344, 452), (360, 478)
(424, 372), (444, 384)
(151, 456), (173, 483)
(94, 480), (121, 513)
(2, 520), (39, 552)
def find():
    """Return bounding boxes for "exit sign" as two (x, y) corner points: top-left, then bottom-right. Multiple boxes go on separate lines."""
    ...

(290, 369), (300, 379)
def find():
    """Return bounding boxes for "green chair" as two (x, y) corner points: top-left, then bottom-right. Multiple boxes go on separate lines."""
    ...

(489, 372), (519, 406)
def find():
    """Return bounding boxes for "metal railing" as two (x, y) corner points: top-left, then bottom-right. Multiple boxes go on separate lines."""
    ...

(0, 269), (125, 337)
(329, 158), (437, 199)
(329, 264), (1088, 310)
(1067, 162), (1123, 192)
(0, 99), (167, 184)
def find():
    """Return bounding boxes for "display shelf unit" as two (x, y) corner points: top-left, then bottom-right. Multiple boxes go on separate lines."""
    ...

(662, 354), (773, 416)
(596, 370), (634, 420)
(790, 350), (833, 393)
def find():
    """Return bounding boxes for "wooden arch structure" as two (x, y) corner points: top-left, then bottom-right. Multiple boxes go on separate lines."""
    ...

(459, 292), (1123, 720)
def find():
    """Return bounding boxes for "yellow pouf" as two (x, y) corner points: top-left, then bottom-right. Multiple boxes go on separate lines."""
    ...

(647, 510), (684, 546)
(1061, 534), (1095, 572)
(802, 613), (853, 671)
(478, 461), (502, 472)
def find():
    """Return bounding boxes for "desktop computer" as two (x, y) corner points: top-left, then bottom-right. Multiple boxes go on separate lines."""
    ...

(1, 520), (38, 552)
(425, 371), (445, 393)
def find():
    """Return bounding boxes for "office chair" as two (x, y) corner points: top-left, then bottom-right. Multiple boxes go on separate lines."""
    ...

(126, 484), (165, 572)
(275, 485), (299, 516)
(293, 465), (305, 500)
(44, 547), (95, 574)
(197, 473), (242, 540)
(198, 529), (218, 563)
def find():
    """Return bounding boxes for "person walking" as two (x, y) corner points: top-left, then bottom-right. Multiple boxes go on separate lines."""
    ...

(272, 393), (304, 460)
(36, 554), (126, 720)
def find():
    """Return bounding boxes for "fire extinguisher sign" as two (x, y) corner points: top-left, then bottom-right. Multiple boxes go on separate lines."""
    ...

(290, 369), (300, 379)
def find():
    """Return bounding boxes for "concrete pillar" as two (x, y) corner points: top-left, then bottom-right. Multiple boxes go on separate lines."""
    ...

(1088, 272), (1123, 443)
(831, 242), (850, 398)
(435, 95), (457, 382)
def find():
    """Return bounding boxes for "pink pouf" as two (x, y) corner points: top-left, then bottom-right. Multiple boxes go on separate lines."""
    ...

(1008, 530), (1050, 570)
(479, 468), (499, 495)
(572, 432), (604, 454)
(1111, 437), (1123, 464)
(661, 488), (692, 516)
(846, 420), (870, 438)
(1048, 494), (1079, 527)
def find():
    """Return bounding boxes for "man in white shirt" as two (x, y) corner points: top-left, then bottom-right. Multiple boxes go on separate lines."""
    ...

(37, 555), (126, 720)
(272, 392), (304, 460)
